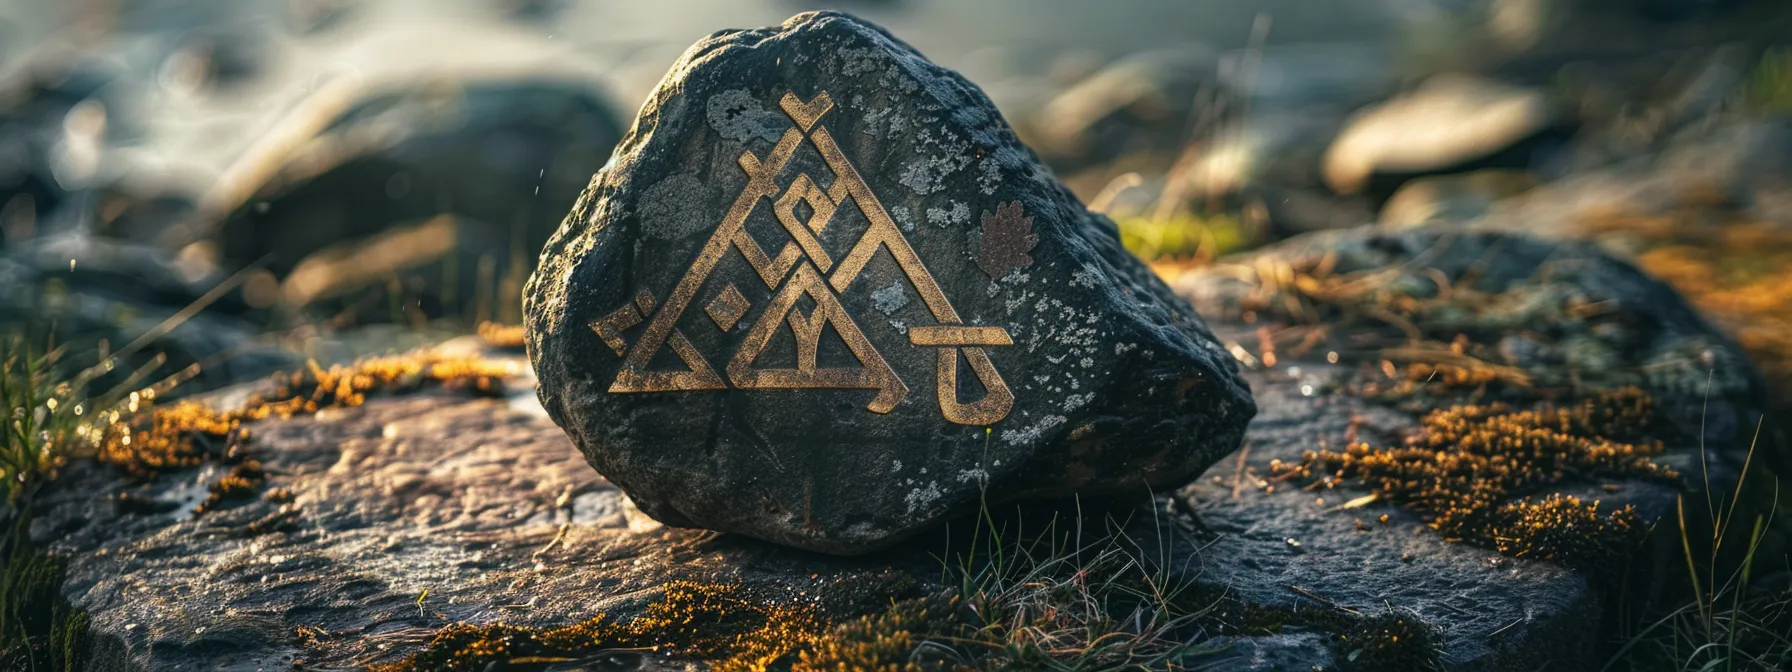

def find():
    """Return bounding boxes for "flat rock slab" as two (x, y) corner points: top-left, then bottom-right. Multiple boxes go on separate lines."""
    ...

(39, 383), (941, 672)
(525, 11), (1251, 555)
(39, 226), (1766, 671)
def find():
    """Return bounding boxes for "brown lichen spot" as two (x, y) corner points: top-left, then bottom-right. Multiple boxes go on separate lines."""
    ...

(477, 321), (527, 350)
(1273, 387), (1676, 569)
(975, 201), (1037, 281)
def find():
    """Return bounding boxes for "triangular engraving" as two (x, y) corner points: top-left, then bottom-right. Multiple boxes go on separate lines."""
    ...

(596, 89), (1018, 425)
(728, 263), (907, 413)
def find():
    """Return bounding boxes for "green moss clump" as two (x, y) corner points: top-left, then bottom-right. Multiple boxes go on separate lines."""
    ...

(1274, 387), (1677, 569)
(1334, 610), (1442, 672)
(795, 594), (969, 672)
(1748, 46), (1792, 114)
(0, 531), (88, 672)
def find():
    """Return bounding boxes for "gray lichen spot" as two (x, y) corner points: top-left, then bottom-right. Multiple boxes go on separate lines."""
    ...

(1001, 414), (1067, 445)
(925, 200), (971, 228)
(639, 174), (715, 240)
(901, 149), (973, 196)
(891, 205), (916, 232)
(1070, 264), (1101, 288)
(706, 89), (787, 143)
(872, 281), (910, 315)
(978, 156), (1002, 195)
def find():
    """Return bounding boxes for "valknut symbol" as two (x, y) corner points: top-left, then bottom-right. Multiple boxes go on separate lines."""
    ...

(592, 91), (1016, 425)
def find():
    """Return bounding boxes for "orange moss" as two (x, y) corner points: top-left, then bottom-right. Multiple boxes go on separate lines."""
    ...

(476, 322), (527, 350)
(370, 581), (824, 672)
(96, 354), (515, 479)
(194, 460), (267, 516)
(1273, 387), (1676, 568)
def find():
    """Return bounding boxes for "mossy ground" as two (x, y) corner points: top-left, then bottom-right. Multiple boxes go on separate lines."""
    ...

(0, 525), (87, 672)
(1272, 388), (1676, 570)
(96, 353), (514, 483)
(1, 335), (521, 671)
(477, 322), (527, 350)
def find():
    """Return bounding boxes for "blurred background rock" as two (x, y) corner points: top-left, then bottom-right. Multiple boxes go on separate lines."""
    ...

(0, 0), (1787, 395)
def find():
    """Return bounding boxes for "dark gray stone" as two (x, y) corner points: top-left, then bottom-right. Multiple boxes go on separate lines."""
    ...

(1168, 225), (1768, 669)
(525, 11), (1254, 555)
(207, 78), (624, 321)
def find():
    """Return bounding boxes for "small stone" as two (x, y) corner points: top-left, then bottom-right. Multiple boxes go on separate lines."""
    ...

(1379, 170), (1536, 228)
(525, 11), (1254, 554)
(1323, 74), (1565, 195)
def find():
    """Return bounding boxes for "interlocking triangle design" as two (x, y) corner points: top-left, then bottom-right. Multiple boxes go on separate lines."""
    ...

(593, 91), (1015, 425)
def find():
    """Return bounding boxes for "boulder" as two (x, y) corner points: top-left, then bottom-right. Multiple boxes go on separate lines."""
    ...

(1170, 225), (1767, 669)
(1029, 45), (1235, 170)
(525, 11), (1254, 555)
(1322, 74), (1569, 197)
(203, 78), (624, 322)
(1379, 170), (1537, 228)
(39, 226), (1772, 671)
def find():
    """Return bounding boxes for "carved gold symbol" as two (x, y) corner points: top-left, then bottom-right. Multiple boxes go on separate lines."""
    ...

(594, 91), (1015, 425)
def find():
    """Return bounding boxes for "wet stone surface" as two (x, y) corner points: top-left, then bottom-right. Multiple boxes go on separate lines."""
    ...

(525, 11), (1254, 555)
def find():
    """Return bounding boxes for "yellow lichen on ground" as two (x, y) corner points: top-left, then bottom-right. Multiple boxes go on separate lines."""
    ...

(1626, 222), (1792, 398)
(1274, 387), (1678, 568)
(94, 353), (516, 480)
(476, 321), (527, 350)
(369, 581), (825, 672)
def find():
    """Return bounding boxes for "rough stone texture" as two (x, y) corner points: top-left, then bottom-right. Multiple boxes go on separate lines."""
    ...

(1169, 225), (1767, 670)
(37, 226), (1771, 670)
(38, 367), (942, 672)
(525, 11), (1254, 555)
(1184, 365), (1604, 671)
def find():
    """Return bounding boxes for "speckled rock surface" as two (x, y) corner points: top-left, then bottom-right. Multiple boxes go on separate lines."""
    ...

(524, 11), (1254, 555)
(1169, 225), (1768, 670)
(37, 223), (1771, 669)
(37, 365), (944, 672)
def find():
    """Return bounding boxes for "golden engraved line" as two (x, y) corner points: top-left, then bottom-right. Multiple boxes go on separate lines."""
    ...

(779, 92), (835, 132)
(806, 126), (960, 324)
(937, 346), (1014, 426)
(727, 263), (908, 413)
(603, 88), (1017, 425)
(592, 290), (660, 356)
(908, 326), (1014, 347)
(772, 173), (836, 274)
(804, 123), (1015, 425)
(609, 128), (805, 393)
